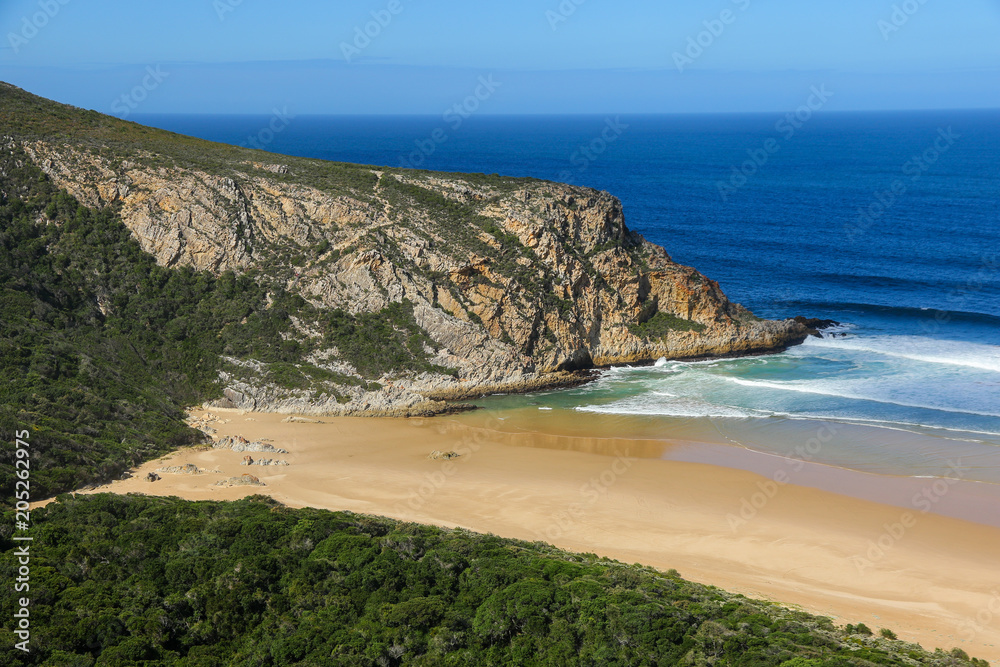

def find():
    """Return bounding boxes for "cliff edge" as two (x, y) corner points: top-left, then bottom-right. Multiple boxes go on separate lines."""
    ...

(0, 82), (809, 416)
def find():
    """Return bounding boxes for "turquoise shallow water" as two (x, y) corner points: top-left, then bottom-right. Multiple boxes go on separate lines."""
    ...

(135, 110), (1000, 486)
(467, 338), (1000, 486)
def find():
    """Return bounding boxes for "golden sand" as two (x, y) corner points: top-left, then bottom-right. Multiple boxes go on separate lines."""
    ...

(71, 410), (1000, 662)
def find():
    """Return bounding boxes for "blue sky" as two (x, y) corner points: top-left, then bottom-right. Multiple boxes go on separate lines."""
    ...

(1, 0), (998, 114)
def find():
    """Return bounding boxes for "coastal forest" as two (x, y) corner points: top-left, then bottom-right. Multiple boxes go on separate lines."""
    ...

(0, 145), (437, 500)
(0, 85), (991, 666)
(0, 494), (988, 666)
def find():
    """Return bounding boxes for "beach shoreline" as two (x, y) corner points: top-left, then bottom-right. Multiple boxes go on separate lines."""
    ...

(56, 409), (1000, 663)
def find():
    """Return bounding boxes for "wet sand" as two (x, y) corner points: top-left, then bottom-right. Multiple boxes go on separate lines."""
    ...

(72, 410), (1000, 662)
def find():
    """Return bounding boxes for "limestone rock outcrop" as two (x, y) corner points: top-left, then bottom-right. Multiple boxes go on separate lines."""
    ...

(2, 81), (810, 414)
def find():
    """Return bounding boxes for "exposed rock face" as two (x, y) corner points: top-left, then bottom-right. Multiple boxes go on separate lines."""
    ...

(213, 436), (288, 454)
(2, 84), (809, 414)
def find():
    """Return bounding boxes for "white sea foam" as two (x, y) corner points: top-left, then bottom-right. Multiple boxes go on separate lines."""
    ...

(727, 377), (1000, 419)
(817, 322), (859, 335)
(770, 411), (1000, 439)
(574, 331), (1000, 443)
(575, 395), (761, 419)
(803, 335), (1000, 373)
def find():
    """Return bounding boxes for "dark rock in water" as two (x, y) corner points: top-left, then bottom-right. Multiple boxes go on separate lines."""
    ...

(794, 316), (840, 329)
(794, 316), (841, 337)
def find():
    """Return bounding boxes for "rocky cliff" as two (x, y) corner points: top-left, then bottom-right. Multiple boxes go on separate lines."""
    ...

(1, 82), (809, 415)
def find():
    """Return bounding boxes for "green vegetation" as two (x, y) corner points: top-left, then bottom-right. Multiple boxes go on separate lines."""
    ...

(0, 494), (986, 667)
(377, 176), (581, 327)
(320, 301), (454, 379)
(0, 83), (990, 667)
(434, 169), (542, 193)
(0, 146), (444, 500)
(261, 362), (375, 394)
(0, 84), (536, 203)
(0, 83), (643, 355)
(630, 311), (708, 339)
(379, 178), (494, 258)
(0, 83), (378, 201)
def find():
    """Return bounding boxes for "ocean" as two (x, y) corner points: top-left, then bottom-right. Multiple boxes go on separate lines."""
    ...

(134, 111), (1000, 486)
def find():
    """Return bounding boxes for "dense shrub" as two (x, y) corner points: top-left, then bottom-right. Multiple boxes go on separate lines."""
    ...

(0, 494), (985, 667)
(0, 147), (441, 500)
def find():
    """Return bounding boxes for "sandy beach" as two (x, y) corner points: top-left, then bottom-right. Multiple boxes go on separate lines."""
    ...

(69, 410), (1000, 662)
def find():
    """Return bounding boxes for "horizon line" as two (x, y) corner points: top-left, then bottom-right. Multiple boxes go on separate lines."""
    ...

(126, 107), (1000, 117)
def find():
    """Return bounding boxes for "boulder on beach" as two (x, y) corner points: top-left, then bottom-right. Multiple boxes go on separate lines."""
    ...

(214, 435), (289, 454)
(214, 474), (266, 487)
(157, 463), (201, 475)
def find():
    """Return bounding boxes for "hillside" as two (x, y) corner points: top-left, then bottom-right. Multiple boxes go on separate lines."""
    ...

(0, 85), (987, 667)
(0, 82), (807, 417)
(0, 83), (813, 497)
(0, 494), (989, 666)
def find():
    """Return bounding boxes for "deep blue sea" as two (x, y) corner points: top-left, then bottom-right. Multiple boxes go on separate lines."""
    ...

(135, 111), (1000, 485)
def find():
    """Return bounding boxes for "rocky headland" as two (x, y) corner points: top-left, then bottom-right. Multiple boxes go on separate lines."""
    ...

(2, 82), (810, 417)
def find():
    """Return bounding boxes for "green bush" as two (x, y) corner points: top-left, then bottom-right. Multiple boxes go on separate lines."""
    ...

(630, 310), (708, 339)
(0, 494), (986, 667)
(846, 623), (874, 636)
(0, 146), (440, 500)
